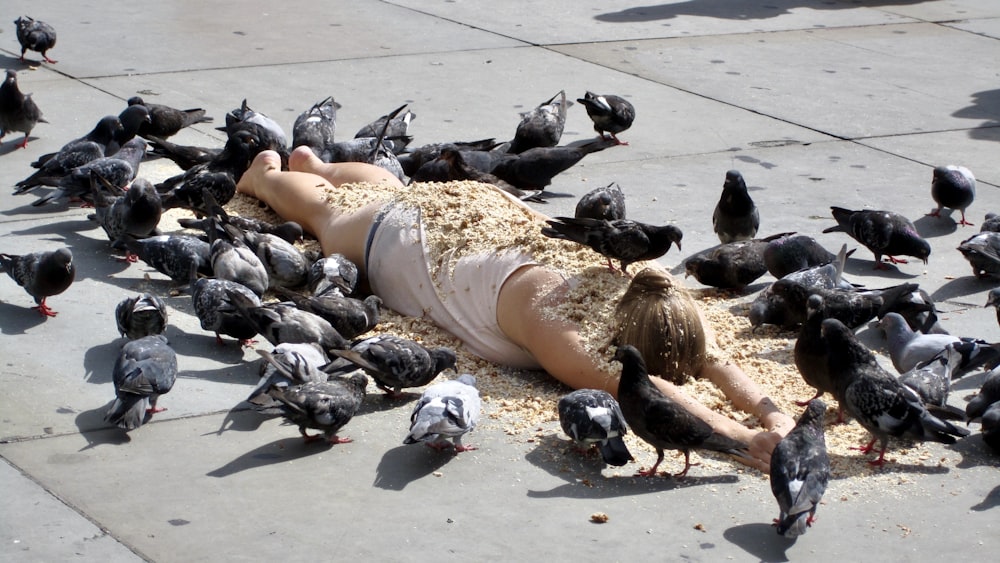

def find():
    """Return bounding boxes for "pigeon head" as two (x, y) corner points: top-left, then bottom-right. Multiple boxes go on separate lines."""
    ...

(456, 374), (478, 388)
(432, 348), (458, 373)
(986, 288), (1000, 309)
(797, 399), (828, 429)
(612, 344), (647, 377)
(806, 294), (824, 316)
(723, 170), (746, 191)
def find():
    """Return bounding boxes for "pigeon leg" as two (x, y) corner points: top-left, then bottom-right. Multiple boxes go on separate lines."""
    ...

(453, 436), (477, 452)
(33, 298), (58, 317)
(117, 252), (140, 263)
(795, 390), (823, 407)
(925, 209), (942, 218)
(885, 255), (909, 265)
(609, 133), (629, 146)
(327, 435), (353, 445)
(673, 450), (698, 478)
(146, 397), (166, 415)
(43, 55), (58, 64)
(852, 437), (878, 455)
(300, 428), (324, 442)
(18, 135), (29, 149)
(240, 338), (258, 347)
(637, 449), (665, 477)
(425, 442), (452, 451)
(958, 212), (973, 227)
(215, 333), (226, 346)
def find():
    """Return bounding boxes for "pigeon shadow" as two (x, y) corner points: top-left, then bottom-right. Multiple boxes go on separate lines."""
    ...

(827, 452), (951, 479)
(82, 339), (123, 384)
(73, 402), (133, 448)
(971, 484), (1000, 511)
(0, 138), (37, 156)
(0, 302), (50, 334)
(523, 433), (620, 480)
(722, 522), (796, 563)
(593, 0), (927, 23)
(373, 444), (454, 491)
(207, 404), (271, 436)
(357, 391), (419, 415)
(929, 276), (995, 303)
(913, 214), (958, 238)
(950, 431), (1000, 470)
(842, 257), (919, 280)
(952, 89), (1000, 142)
(207, 433), (339, 478)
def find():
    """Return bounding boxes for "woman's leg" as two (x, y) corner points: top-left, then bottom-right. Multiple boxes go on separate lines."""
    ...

(288, 145), (405, 188)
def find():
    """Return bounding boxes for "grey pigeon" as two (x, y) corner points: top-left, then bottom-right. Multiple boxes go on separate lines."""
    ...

(308, 254), (359, 296)
(89, 175), (162, 258)
(712, 170), (759, 243)
(17, 141), (104, 194)
(927, 165), (975, 226)
(575, 182), (626, 222)
(767, 280), (918, 331)
(404, 374), (482, 452)
(209, 231), (269, 297)
(104, 335), (177, 431)
(221, 98), (288, 150)
(31, 137), (147, 207)
(0, 69), (47, 149)
(226, 289), (347, 352)
(293, 96), (340, 159)
(0, 247), (75, 317)
(115, 293), (168, 340)
(577, 91), (635, 145)
(542, 216), (683, 273)
(329, 335), (457, 397)
(272, 287), (381, 340)
(177, 192), (303, 245)
(981, 212), (1000, 233)
(822, 206), (930, 269)
(982, 403), (1000, 454)
(822, 318), (970, 466)
(354, 104), (415, 152)
(247, 344), (329, 411)
(615, 345), (751, 477)
(26, 114), (121, 171)
(770, 400), (830, 538)
(157, 129), (257, 213)
(14, 16), (57, 63)
(491, 137), (618, 191)
(986, 288), (1000, 331)
(684, 233), (793, 290)
(878, 312), (1000, 376)
(107, 104), (152, 155)
(897, 346), (965, 420)
(763, 234), (841, 280)
(191, 278), (260, 346)
(794, 295), (837, 407)
(268, 372), (368, 444)
(232, 226), (309, 289)
(957, 231), (1000, 278)
(966, 366), (1000, 421)
(509, 91), (570, 154)
(127, 96), (213, 139)
(749, 244), (856, 329)
(558, 388), (633, 466)
(124, 234), (212, 285)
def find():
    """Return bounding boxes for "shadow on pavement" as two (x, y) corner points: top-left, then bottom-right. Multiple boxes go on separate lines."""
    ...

(594, 0), (927, 23)
(971, 484), (1000, 511)
(373, 444), (453, 491)
(206, 434), (339, 478)
(723, 522), (796, 563)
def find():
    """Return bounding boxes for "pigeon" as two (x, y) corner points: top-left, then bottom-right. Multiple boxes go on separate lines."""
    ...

(354, 104), (415, 152)
(14, 16), (57, 63)
(115, 293), (168, 340)
(127, 96), (213, 139)
(877, 286), (946, 335)
(145, 135), (221, 170)
(491, 137), (618, 191)
(124, 234), (212, 285)
(26, 115), (121, 171)
(272, 287), (381, 340)
(209, 230), (269, 297)
(982, 403), (1000, 454)
(615, 345), (751, 477)
(794, 295), (837, 406)
(822, 206), (930, 269)
(268, 372), (368, 444)
(177, 192), (303, 245)
(957, 231), (1000, 278)
(767, 279), (918, 330)
(508, 91), (570, 154)
(0, 69), (47, 149)
(404, 374), (482, 452)
(89, 175), (162, 258)
(308, 254), (359, 297)
(927, 165), (975, 226)
(712, 170), (759, 243)
(226, 289), (347, 352)
(191, 277), (261, 346)
(157, 129), (258, 212)
(821, 318), (970, 466)
(293, 96), (340, 159)
(684, 233), (793, 290)
(769, 400), (830, 538)
(576, 91), (635, 145)
(220, 98), (288, 150)
(575, 182), (626, 222)
(986, 288), (1000, 330)
(107, 104), (152, 155)
(231, 226), (310, 289)
(542, 216), (683, 273)
(763, 234), (841, 280)
(398, 138), (499, 177)
(31, 137), (147, 207)
(878, 312), (1000, 376)
(407, 146), (529, 200)
(966, 366), (1000, 421)
(104, 335), (177, 431)
(17, 142), (105, 195)
(328, 335), (457, 397)
(897, 346), (965, 420)
(0, 247), (75, 317)
(247, 344), (329, 411)
(981, 212), (1000, 233)
(557, 388), (633, 466)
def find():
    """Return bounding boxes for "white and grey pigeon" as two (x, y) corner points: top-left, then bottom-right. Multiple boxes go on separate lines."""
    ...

(558, 388), (633, 466)
(104, 335), (177, 431)
(308, 253), (359, 296)
(0, 247), (75, 317)
(328, 334), (456, 397)
(0, 69), (47, 149)
(404, 374), (481, 452)
(576, 91), (635, 145)
(822, 318), (970, 466)
(712, 170), (759, 244)
(115, 293), (168, 340)
(268, 372), (368, 444)
(575, 182), (626, 222)
(878, 312), (1000, 377)
(957, 231), (1000, 279)
(293, 96), (340, 159)
(927, 165), (975, 227)
(508, 90), (570, 154)
(897, 345), (966, 420)
(769, 399), (830, 538)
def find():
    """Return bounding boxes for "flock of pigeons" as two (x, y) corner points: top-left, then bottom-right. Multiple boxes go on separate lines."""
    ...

(2, 14), (999, 541)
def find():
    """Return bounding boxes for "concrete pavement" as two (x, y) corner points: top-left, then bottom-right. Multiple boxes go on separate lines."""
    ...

(1, 1), (999, 561)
